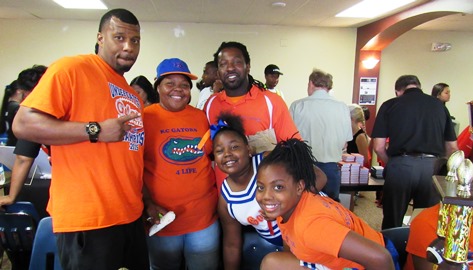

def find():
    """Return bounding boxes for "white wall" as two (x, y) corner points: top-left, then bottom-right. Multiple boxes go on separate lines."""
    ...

(0, 19), (356, 109)
(1, 18), (472, 130)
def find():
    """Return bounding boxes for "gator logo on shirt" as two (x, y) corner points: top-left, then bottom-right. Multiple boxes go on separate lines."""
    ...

(160, 137), (204, 165)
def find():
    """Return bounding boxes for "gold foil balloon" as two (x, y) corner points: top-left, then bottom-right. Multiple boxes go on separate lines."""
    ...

(456, 159), (473, 198)
(445, 150), (465, 182)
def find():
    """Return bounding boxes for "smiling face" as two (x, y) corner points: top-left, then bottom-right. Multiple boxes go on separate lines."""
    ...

(157, 74), (191, 112)
(213, 130), (252, 176)
(256, 164), (305, 222)
(97, 16), (140, 75)
(217, 47), (250, 96)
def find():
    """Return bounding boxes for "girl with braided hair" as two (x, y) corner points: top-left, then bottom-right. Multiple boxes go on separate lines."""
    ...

(211, 112), (327, 270)
(256, 138), (399, 270)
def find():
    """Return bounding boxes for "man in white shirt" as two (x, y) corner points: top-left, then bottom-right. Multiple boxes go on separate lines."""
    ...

(290, 68), (352, 201)
(195, 61), (221, 109)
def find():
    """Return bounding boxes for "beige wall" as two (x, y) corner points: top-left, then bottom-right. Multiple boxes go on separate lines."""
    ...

(379, 30), (473, 132)
(1, 18), (471, 130)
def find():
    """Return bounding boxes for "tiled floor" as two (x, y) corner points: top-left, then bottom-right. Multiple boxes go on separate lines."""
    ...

(0, 251), (11, 270)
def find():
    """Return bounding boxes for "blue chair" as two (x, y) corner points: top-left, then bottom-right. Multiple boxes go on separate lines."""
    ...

(381, 226), (410, 269)
(0, 201), (40, 270)
(5, 202), (41, 224)
(29, 217), (62, 270)
(241, 227), (281, 270)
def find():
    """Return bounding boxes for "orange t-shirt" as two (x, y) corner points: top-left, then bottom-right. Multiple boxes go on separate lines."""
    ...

(143, 104), (217, 236)
(278, 192), (385, 269)
(21, 54), (145, 232)
(405, 204), (473, 270)
(204, 85), (301, 188)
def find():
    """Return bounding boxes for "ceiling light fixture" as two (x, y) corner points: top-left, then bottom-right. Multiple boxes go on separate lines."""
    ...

(336, 0), (415, 18)
(53, 0), (107, 9)
(272, 2), (287, 8)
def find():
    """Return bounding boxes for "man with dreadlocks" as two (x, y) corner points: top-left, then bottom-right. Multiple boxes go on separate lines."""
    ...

(204, 41), (300, 189)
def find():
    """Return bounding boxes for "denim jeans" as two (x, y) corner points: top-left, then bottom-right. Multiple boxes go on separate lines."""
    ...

(316, 162), (341, 202)
(147, 220), (220, 270)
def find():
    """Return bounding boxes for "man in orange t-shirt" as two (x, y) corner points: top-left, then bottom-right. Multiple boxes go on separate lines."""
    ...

(13, 9), (149, 270)
(204, 41), (300, 188)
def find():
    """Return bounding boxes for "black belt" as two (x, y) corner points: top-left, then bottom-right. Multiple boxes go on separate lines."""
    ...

(396, 152), (438, 158)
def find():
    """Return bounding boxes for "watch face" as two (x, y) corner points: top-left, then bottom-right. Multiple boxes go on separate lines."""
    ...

(89, 125), (99, 134)
(87, 123), (100, 135)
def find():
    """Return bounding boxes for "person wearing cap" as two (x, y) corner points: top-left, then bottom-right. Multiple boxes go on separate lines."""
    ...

(143, 58), (219, 270)
(264, 64), (285, 101)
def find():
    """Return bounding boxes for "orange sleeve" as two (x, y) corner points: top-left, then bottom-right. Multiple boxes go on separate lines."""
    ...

(267, 94), (301, 141)
(406, 205), (439, 258)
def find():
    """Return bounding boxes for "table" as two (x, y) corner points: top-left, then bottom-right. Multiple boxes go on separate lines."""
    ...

(433, 175), (473, 206)
(340, 176), (384, 210)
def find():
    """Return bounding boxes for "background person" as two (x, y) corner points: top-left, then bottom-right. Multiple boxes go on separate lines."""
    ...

(195, 60), (221, 109)
(12, 9), (149, 269)
(290, 68), (352, 202)
(347, 104), (371, 168)
(130, 75), (158, 107)
(0, 81), (20, 145)
(372, 75), (458, 229)
(264, 64), (285, 100)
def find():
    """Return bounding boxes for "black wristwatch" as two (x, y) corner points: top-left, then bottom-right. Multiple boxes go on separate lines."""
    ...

(85, 122), (101, 143)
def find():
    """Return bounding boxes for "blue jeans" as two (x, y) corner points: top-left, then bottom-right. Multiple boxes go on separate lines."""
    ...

(147, 220), (220, 270)
(316, 162), (341, 201)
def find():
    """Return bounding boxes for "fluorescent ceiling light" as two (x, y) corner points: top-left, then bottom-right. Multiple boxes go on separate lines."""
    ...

(53, 0), (108, 9)
(336, 0), (416, 18)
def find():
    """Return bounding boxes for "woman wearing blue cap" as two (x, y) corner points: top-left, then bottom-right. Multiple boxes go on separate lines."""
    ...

(142, 58), (219, 270)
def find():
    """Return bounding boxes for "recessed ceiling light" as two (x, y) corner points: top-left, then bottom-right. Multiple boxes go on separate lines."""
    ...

(53, 0), (108, 10)
(336, 0), (415, 18)
(272, 2), (287, 8)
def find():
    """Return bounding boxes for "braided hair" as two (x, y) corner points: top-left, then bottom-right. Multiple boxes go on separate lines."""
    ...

(258, 138), (318, 193)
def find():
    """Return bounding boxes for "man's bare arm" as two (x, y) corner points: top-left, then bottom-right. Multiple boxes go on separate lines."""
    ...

(13, 106), (140, 145)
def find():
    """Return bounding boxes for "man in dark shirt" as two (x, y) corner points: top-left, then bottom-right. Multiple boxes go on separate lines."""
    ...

(372, 75), (458, 229)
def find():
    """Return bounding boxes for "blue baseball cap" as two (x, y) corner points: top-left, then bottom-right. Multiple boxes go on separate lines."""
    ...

(156, 58), (198, 80)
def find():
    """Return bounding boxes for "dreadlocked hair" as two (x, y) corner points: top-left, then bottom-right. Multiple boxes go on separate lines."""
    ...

(258, 138), (318, 192)
(215, 112), (248, 144)
(249, 74), (266, 92)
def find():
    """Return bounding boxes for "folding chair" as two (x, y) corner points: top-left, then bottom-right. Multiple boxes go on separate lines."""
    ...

(381, 226), (410, 268)
(29, 217), (62, 270)
(0, 201), (40, 270)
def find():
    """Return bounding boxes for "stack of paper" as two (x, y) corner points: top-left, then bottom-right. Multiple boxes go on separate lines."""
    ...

(338, 162), (352, 184)
(350, 163), (360, 184)
(342, 154), (355, 162)
(352, 153), (364, 166)
(359, 167), (369, 184)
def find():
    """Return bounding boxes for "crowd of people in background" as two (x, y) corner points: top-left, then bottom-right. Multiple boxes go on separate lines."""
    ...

(1, 7), (471, 270)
